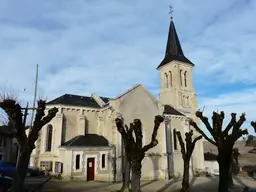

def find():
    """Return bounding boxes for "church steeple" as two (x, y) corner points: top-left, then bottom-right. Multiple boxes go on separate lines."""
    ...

(157, 15), (194, 69)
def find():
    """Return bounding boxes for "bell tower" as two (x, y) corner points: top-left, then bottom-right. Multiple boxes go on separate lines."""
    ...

(157, 14), (198, 115)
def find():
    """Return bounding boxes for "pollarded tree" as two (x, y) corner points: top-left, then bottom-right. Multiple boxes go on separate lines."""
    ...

(115, 115), (164, 192)
(251, 121), (256, 133)
(0, 99), (58, 192)
(116, 116), (132, 192)
(189, 111), (249, 192)
(176, 130), (202, 192)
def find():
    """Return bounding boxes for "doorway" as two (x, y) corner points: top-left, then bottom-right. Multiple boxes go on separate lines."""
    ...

(87, 158), (95, 181)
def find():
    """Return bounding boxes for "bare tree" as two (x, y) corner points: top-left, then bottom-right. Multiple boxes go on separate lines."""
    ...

(189, 111), (248, 192)
(176, 130), (202, 192)
(0, 98), (58, 192)
(251, 121), (256, 133)
(115, 115), (164, 192)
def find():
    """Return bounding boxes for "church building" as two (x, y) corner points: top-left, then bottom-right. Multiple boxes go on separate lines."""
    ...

(30, 16), (205, 181)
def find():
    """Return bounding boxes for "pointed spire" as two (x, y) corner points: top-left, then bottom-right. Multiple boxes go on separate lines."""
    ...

(157, 8), (194, 69)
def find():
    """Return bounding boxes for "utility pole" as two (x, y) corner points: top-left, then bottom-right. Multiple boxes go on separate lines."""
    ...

(30, 64), (39, 168)
(30, 64), (38, 127)
(16, 64), (38, 168)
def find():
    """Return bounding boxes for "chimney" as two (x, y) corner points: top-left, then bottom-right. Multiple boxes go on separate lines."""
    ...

(91, 93), (105, 107)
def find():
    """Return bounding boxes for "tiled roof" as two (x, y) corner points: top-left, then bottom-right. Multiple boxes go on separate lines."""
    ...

(60, 134), (109, 147)
(163, 105), (185, 116)
(47, 94), (110, 108)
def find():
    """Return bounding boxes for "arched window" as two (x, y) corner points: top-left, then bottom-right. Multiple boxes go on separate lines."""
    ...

(184, 71), (187, 87)
(173, 129), (177, 150)
(169, 71), (172, 87)
(180, 70), (183, 86)
(45, 124), (53, 152)
(165, 73), (169, 88)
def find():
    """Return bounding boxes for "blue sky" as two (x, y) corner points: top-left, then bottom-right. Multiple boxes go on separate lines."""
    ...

(1, 0), (256, 136)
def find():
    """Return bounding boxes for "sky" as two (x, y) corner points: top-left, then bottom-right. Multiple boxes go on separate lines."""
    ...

(0, 0), (256, 137)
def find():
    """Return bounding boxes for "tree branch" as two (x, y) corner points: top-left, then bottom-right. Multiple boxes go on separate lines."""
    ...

(134, 119), (143, 150)
(212, 111), (218, 132)
(192, 135), (203, 146)
(176, 131), (186, 158)
(189, 119), (217, 146)
(233, 129), (248, 141)
(22, 103), (28, 127)
(215, 111), (224, 135)
(195, 111), (218, 141)
(188, 135), (203, 159)
(251, 121), (256, 133)
(185, 131), (193, 155)
(38, 107), (58, 128)
(219, 111), (225, 132)
(223, 113), (236, 136)
(28, 101), (58, 149)
(115, 118), (128, 140)
(142, 115), (164, 152)
(232, 113), (246, 135)
(0, 99), (29, 151)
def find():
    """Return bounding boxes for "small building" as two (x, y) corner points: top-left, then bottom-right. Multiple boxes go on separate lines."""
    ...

(58, 134), (113, 181)
(0, 126), (18, 162)
(204, 152), (219, 175)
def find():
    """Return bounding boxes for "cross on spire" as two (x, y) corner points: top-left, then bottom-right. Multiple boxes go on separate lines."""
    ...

(169, 6), (173, 20)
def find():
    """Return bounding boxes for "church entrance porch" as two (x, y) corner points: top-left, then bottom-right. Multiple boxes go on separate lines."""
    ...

(86, 158), (95, 181)
(58, 134), (115, 181)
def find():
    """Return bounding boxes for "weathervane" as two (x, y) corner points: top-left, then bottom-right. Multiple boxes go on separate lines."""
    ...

(169, 6), (173, 20)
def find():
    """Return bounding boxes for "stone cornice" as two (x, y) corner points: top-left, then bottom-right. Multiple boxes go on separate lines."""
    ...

(163, 114), (186, 119)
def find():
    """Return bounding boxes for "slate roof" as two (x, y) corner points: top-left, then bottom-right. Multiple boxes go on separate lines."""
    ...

(60, 134), (110, 148)
(163, 105), (185, 116)
(47, 94), (110, 108)
(204, 152), (217, 161)
(157, 19), (194, 69)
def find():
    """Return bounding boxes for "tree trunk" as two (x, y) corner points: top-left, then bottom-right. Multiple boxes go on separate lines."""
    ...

(121, 157), (131, 192)
(181, 159), (190, 192)
(218, 154), (232, 192)
(228, 159), (234, 188)
(131, 160), (142, 192)
(11, 150), (32, 192)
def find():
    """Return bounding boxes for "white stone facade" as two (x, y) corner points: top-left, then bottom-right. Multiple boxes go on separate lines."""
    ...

(30, 18), (205, 181)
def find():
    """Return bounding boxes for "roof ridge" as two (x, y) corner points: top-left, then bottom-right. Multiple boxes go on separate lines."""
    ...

(68, 135), (81, 146)
(111, 84), (142, 100)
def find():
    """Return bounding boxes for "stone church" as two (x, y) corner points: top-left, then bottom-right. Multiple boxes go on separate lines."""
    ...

(30, 17), (204, 181)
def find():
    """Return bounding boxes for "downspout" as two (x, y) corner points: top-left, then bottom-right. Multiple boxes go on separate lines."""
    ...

(169, 118), (175, 178)
(165, 117), (174, 179)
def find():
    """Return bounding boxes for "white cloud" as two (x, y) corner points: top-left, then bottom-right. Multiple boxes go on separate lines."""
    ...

(0, 0), (256, 134)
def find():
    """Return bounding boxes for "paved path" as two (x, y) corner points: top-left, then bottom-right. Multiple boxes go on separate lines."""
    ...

(40, 176), (256, 192)
(23, 176), (52, 192)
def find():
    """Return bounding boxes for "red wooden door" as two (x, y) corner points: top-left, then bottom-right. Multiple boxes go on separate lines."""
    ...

(87, 158), (95, 181)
